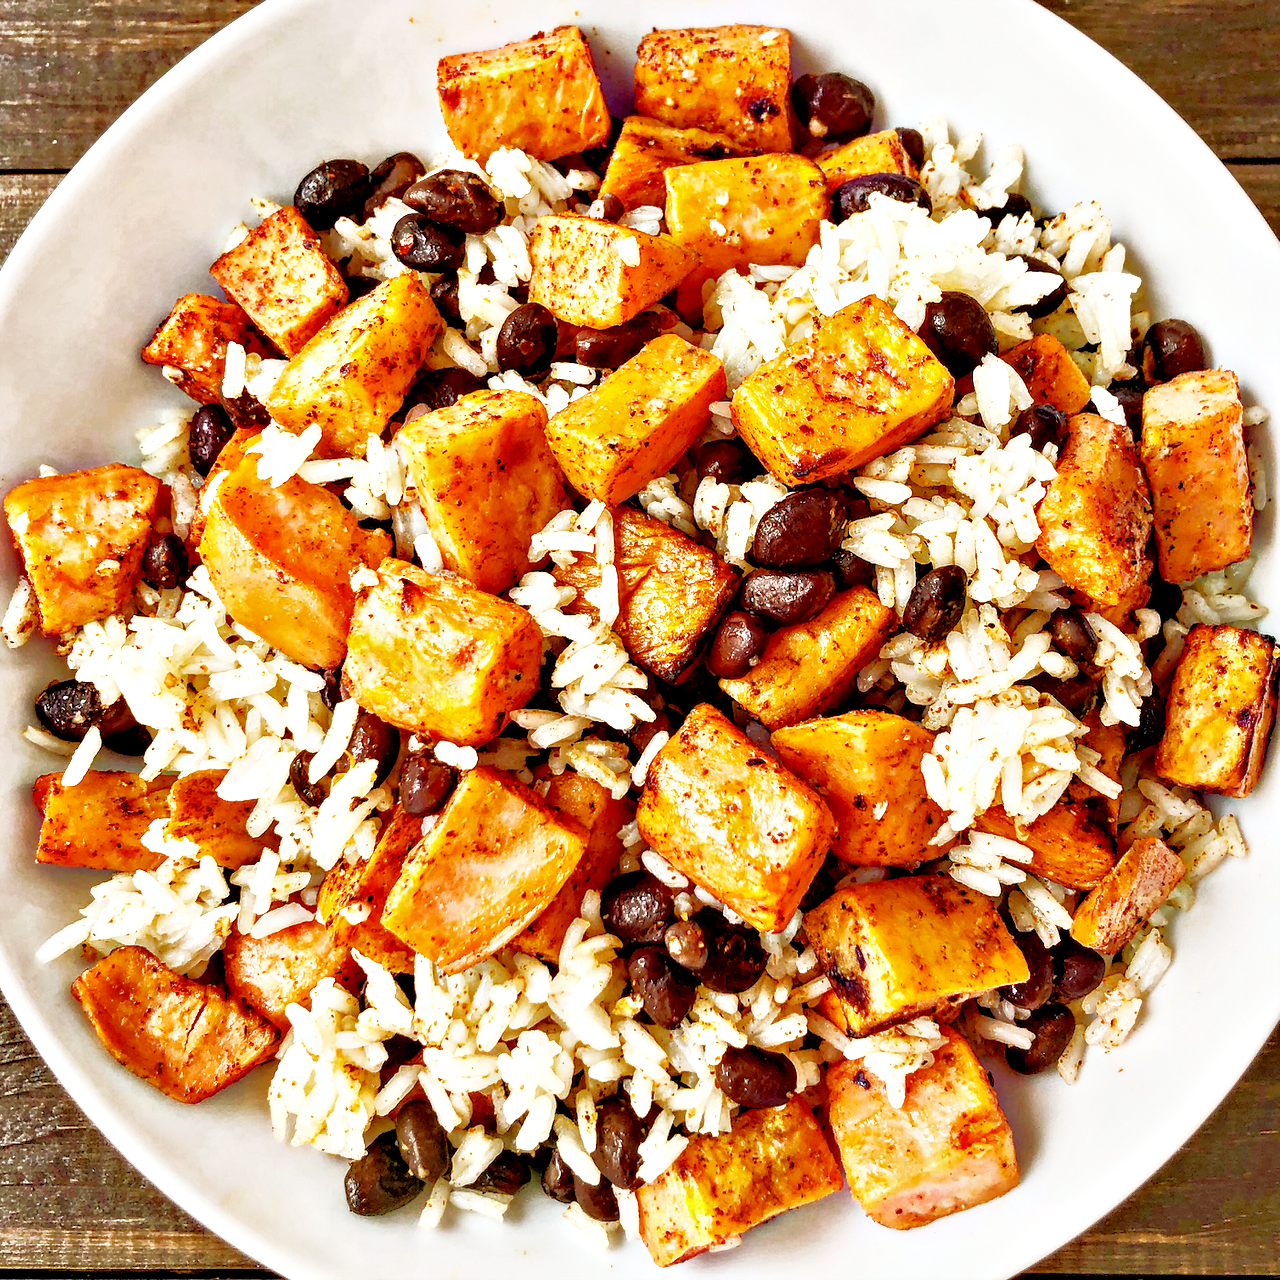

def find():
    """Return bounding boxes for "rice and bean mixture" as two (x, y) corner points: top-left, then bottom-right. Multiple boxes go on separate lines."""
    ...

(4, 31), (1270, 1256)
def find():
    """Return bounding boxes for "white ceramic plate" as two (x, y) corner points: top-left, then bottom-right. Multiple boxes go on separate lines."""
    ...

(1, 1), (1278, 1277)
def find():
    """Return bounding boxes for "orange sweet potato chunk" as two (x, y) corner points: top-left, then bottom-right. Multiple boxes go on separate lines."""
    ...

(35, 771), (171, 872)
(224, 920), (359, 1029)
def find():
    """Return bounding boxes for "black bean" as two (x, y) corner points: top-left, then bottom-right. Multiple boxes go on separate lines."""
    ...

(1027, 670), (1098, 717)
(1112, 382), (1145, 438)
(343, 275), (381, 301)
(344, 1130), (423, 1215)
(790, 73), (874, 143)
(752, 489), (847, 568)
(698, 913), (768, 994)
(1052, 937), (1108, 1000)
(707, 610), (769, 679)
(472, 1150), (530, 1195)
(902, 565), (968, 643)
(1141, 319), (1208, 384)
(395, 1099), (448, 1183)
(347, 709), (399, 786)
(630, 709), (672, 758)
(391, 214), (465, 271)
(588, 192), (625, 223)
(593, 1095), (648, 1189)
(541, 1150), (577, 1203)
(664, 919), (708, 972)
(978, 193), (1033, 226)
(141, 533), (188, 591)
(188, 403), (236, 476)
(290, 751), (325, 807)
(832, 172), (931, 222)
(1128, 688), (1167, 753)
(694, 439), (754, 486)
(496, 303), (558, 378)
(830, 547), (874, 592)
(740, 569), (835, 626)
(1147, 574), (1182, 622)
(428, 275), (461, 326)
(321, 667), (343, 712)
(404, 366), (485, 417)
(603, 871), (676, 945)
(382, 1033), (420, 1072)
(715, 1045), (797, 1108)
(574, 311), (662, 368)
(800, 855), (840, 913)
(1004, 1003), (1076, 1075)
(35, 680), (100, 742)
(295, 159), (372, 231)
(628, 945), (697, 1027)
(399, 754), (456, 816)
(402, 170), (502, 235)
(920, 291), (998, 378)
(363, 152), (427, 221)
(1005, 931), (1053, 1011)
(573, 1171), (619, 1221)
(1049, 608), (1097, 667)
(896, 127), (925, 169)
(1010, 402), (1069, 455)
(1013, 255), (1069, 320)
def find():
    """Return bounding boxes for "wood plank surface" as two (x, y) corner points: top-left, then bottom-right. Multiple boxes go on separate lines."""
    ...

(0, 2), (1278, 1278)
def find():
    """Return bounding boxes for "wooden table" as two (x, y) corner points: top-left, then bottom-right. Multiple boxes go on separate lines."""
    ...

(0, 2), (1277, 1276)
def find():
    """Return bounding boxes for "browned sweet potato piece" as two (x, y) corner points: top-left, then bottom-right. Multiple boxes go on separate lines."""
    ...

(601, 116), (746, 211)
(1001, 333), (1092, 415)
(164, 769), (271, 868)
(1070, 836), (1184, 954)
(974, 801), (1116, 890)
(817, 129), (919, 189)
(71, 945), (280, 1104)
(223, 920), (359, 1028)
(35, 771), (171, 871)
(141, 293), (275, 404)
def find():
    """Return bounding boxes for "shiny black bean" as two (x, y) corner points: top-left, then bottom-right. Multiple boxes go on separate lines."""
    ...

(395, 1099), (449, 1183)
(896, 127), (925, 169)
(574, 311), (662, 368)
(594, 1095), (648, 1190)
(344, 1130), (423, 1215)
(694, 439), (754, 486)
(715, 1045), (797, 1108)
(628, 945), (698, 1027)
(978, 193), (1033, 226)
(391, 214), (465, 271)
(347, 709), (399, 786)
(1127, 688), (1167, 753)
(833, 172), (931, 222)
(752, 489), (846, 568)
(830, 547), (874, 592)
(402, 170), (503, 235)
(542, 1150), (577, 1203)
(1053, 937), (1107, 1000)
(1004, 1003), (1076, 1075)
(496, 302), (558, 378)
(920, 291), (998, 378)
(588, 192), (625, 223)
(902, 565), (968, 643)
(404, 365), (486, 416)
(664, 919), (708, 972)
(35, 680), (101, 742)
(363, 152), (427, 221)
(428, 275), (461, 326)
(399, 754), (456, 816)
(740, 569), (835, 626)
(602, 871), (676, 945)
(1010, 403), (1069, 455)
(1050, 608), (1097, 666)
(706, 610), (769, 679)
(1005, 931), (1054, 1011)
(1014, 255), (1069, 320)
(1112, 382), (1145, 438)
(472, 1150), (530, 1195)
(1027, 670), (1099, 717)
(573, 1170), (619, 1221)
(1141, 319), (1208, 384)
(95, 693), (147, 753)
(295, 159), (372, 231)
(290, 751), (325, 807)
(141, 533), (188, 591)
(188, 403), (236, 476)
(791, 73), (874, 143)
(698, 913), (768, 994)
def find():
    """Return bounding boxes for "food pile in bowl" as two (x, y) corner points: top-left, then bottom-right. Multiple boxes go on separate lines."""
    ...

(2, 19), (1273, 1266)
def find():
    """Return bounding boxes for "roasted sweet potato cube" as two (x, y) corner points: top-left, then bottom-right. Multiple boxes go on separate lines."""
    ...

(1070, 835), (1184, 954)
(317, 807), (422, 973)
(34, 771), (171, 871)
(199, 449), (389, 670)
(1140, 368), (1252, 584)
(164, 769), (270, 869)
(223, 920), (358, 1029)
(1068, 711), (1127, 835)
(528, 215), (698, 330)
(381, 767), (588, 973)
(637, 1096), (842, 1266)
(544, 334), (725, 505)
(732, 297), (955, 486)
(436, 25), (610, 162)
(817, 129), (919, 189)
(265, 274), (442, 457)
(72, 945), (280, 1104)
(805, 875), (1028, 1036)
(601, 116), (745, 212)
(634, 25), (794, 154)
(141, 293), (275, 404)
(974, 801), (1116, 890)
(512, 774), (632, 962)
(1156, 623), (1279, 797)
(397, 389), (566, 595)
(1035, 412), (1153, 607)
(826, 1027), (1019, 1229)
(344, 559), (542, 746)
(185, 426), (259, 552)
(553, 506), (739, 682)
(5, 464), (162, 635)
(1001, 333), (1092, 415)
(636, 703), (835, 932)
(210, 206), (347, 357)
(770, 712), (954, 866)
(719, 586), (897, 729)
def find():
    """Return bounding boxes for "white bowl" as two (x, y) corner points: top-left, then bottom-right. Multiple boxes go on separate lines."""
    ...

(1, 1), (1278, 1277)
